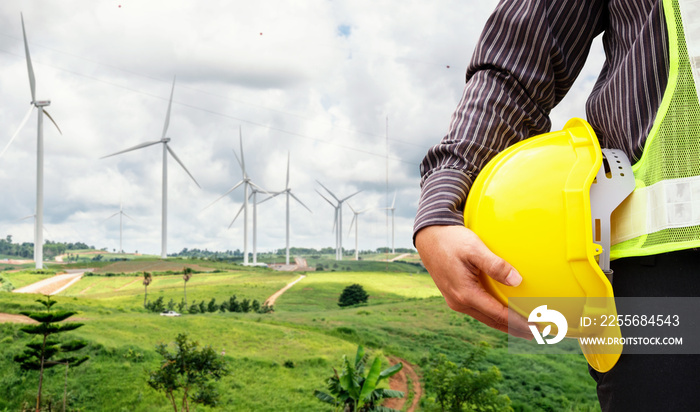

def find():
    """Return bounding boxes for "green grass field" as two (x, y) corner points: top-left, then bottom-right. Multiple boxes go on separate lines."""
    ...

(0, 263), (600, 411)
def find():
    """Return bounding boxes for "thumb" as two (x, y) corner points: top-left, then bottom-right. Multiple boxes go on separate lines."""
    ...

(465, 230), (522, 287)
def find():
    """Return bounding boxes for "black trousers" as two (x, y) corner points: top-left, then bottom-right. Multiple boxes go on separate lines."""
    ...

(588, 249), (700, 411)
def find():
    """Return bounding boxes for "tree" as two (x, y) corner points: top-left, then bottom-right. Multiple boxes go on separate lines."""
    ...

(148, 333), (228, 412)
(423, 343), (512, 412)
(182, 267), (193, 305)
(315, 345), (404, 412)
(338, 284), (369, 307)
(143, 272), (152, 308)
(13, 295), (89, 412)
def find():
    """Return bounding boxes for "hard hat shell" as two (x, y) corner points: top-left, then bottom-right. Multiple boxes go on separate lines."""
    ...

(464, 118), (622, 372)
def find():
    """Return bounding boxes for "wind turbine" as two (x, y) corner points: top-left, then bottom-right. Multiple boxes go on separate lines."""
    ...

(347, 202), (370, 261)
(101, 77), (200, 259)
(316, 181), (360, 261)
(103, 200), (134, 253)
(203, 128), (266, 265)
(316, 190), (341, 260)
(382, 192), (397, 254)
(0, 14), (63, 269)
(267, 153), (311, 265)
(14, 214), (52, 239)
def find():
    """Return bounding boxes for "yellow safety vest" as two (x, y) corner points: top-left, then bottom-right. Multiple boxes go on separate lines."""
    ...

(611, 0), (700, 259)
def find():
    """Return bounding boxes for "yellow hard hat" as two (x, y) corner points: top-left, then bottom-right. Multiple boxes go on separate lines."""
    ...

(464, 118), (634, 372)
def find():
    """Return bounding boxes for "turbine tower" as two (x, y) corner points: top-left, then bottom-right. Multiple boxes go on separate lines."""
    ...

(382, 192), (397, 254)
(102, 77), (200, 259)
(0, 14), (63, 269)
(204, 128), (266, 265)
(316, 181), (360, 261)
(104, 200), (134, 253)
(347, 202), (369, 260)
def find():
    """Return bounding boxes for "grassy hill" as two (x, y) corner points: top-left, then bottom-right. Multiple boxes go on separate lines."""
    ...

(0, 263), (599, 411)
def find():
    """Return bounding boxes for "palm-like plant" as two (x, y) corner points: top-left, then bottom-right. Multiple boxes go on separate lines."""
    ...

(183, 267), (193, 305)
(143, 272), (152, 308)
(315, 345), (404, 412)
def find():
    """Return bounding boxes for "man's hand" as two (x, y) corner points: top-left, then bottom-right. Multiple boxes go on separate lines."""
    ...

(416, 225), (532, 339)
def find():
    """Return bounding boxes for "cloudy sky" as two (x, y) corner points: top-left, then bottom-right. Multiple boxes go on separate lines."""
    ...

(0, 0), (605, 256)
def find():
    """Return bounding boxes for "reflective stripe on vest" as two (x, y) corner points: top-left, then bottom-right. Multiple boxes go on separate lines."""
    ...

(610, 0), (700, 259)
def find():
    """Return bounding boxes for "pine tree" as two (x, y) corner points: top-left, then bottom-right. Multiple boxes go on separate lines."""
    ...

(13, 295), (89, 412)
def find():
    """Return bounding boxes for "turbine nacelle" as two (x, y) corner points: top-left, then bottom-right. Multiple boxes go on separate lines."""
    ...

(162, 137), (171, 143)
(33, 100), (50, 107)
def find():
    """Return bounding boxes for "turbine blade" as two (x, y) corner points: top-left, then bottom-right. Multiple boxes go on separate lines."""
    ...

(232, 148), (243, 172)
(166, 144), (201, 188)
(13, 214), (35, 223)
(332, 208), (337, 234)
(290, 192), (312, 213)
(286, 152), (290, 190)
(316, 180), (339, 202)
(0, 105), (33, 159)
(391, 191), (397, 208)
(102, 212), (120, 223)
(257, 191), (282, 205)
(346, 201), (356, 213)
(249, 182), (270, 195)
(100, 140), (161, 159)
(238, 126), (246, 175)
(341, 190), (362, 202)
(122, 211), (136, 222)
(21, 13), (36, 103)
(43, 110), (62, 135)
(315, 189), (336, 207)
(348, 215), (357, 236)
(162, 76), (175, 139)
(227, 203), (245, 229)
(202, 180), (244, 211)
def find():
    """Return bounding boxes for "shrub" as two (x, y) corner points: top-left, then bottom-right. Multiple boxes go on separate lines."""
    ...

(146, 297), (166, 313)
(338, 284), (369, 307)
(423, 342), (512, 412)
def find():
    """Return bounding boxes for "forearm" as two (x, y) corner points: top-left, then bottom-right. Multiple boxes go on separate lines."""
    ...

(414, 0), (605, 240)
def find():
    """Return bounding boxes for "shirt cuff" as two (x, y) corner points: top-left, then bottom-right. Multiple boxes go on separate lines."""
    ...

(413, 168), (474, 243)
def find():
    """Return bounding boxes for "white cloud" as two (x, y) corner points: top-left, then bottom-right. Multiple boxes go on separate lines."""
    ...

(0, 0), (605, 255)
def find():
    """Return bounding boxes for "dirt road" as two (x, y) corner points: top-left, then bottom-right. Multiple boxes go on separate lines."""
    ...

(389, 253), (411, 262)
(385, 356), (422, 411)
(264, 275), (306, 306)
(12, 270), (89, 296)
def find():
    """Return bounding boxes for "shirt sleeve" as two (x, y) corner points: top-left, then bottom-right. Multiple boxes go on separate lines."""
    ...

(413, 0), (606, 240)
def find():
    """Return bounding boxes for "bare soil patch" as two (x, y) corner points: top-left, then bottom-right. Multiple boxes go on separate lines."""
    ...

(0, 313), (37, 324)
(385, 356), (422, 412)
(13, 272), (85, 296)
(94, 261), (212, 274)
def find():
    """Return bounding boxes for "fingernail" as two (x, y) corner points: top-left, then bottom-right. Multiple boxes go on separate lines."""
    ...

(505, 269), (522, 286)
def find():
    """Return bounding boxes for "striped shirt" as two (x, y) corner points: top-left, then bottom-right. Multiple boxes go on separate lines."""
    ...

(414, 0), (669, 238)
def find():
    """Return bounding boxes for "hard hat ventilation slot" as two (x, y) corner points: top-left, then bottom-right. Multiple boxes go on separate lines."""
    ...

(602, 156), (612, 178)
(589, 149), (635, 274)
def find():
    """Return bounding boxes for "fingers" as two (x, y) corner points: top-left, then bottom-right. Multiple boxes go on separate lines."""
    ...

(464, 228), (522, 287)
(417, 225), (532, 339)
(464, 306), (533, 340)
